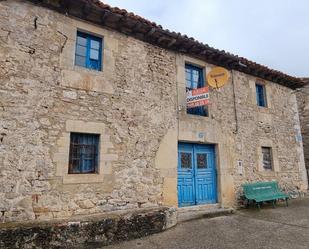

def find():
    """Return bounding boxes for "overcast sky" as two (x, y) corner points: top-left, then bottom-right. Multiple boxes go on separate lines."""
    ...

(104, 0), (309, 77)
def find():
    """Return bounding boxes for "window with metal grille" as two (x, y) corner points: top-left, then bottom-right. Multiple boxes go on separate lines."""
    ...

(185, 64), (208, 116)
(262, 147), (272, 170)
(256, 83), (267, 107)
(68, 133), (99, 174)
(75, 31), (103, 71)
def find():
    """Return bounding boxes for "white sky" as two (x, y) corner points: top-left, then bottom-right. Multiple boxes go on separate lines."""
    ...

(103, 0), (309, 77)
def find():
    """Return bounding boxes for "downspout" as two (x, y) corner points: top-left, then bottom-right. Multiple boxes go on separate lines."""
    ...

(231, 70), (239, 134)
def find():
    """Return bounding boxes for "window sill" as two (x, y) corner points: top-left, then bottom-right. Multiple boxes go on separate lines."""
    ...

(256, 106), (270, 112)
(255, 106), (272, 118)
(258, 169), (277, 176)
(184, 113), (209, 120)
(184, 108), (209, 117)
(73, 65), (103, 74)
(63, 173), (103, 184)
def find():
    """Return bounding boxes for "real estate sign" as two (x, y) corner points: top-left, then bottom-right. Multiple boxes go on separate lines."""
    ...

(186, 86), (209, 108)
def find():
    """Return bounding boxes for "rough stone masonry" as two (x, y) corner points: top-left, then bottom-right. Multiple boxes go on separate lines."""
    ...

(0, 0), (307, 230)
(297, 78), (309, 177)
(0, 0), (177, 222)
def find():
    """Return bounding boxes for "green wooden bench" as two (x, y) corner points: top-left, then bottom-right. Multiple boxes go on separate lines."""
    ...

(242, 181), (289, 209)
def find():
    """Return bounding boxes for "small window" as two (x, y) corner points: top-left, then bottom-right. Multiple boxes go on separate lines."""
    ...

(256, 83), (267, 107)
(75, 31), (102, 71)
(197, 153), (208, 169)
(185, 64), (208, 116)
(262, 147), (272, 170)
(180, 152), (192, 169)
(68, 133), (100, 174)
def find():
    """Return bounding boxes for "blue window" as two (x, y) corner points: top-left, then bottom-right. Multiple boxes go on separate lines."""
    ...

(256, 84), (267, 107)
(75, 31), (102, 71)
(185, 64), (208, 116)
(68, 133), (100, 174)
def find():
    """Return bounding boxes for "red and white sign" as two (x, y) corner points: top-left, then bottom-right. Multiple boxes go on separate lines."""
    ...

(186, 86), (209, 108)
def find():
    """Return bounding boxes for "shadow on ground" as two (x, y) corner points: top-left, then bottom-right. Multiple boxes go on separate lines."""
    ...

(106, 198), (309, 249)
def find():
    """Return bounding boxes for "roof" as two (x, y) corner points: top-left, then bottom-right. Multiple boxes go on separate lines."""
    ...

(300, 78), (309, 88)
(28, 0), (306, 89)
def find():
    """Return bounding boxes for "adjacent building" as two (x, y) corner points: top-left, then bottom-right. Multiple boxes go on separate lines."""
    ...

(297, 78), (309, 180)
(0, 0), (308, 224)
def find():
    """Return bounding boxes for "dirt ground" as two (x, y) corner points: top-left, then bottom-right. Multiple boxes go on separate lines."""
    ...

(107, 198), (309, 249)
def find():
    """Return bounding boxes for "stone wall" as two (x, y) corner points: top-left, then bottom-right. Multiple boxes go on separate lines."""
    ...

(175, 55), (307, 206)
(297, 79), (309, 177)
(0, 0), (307, 225)
(0, 207), (177, 249)
(0, 0), (177, 223)
(231, 72), (307, 195)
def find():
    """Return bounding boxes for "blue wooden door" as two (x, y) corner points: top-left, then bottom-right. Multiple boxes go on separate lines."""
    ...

(194, 144), (217, 204)
(178, 143), (217, 207)
(177, 144), (195, 206)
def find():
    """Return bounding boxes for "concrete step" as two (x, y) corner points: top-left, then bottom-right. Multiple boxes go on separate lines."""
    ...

(177, 204), (234, 223)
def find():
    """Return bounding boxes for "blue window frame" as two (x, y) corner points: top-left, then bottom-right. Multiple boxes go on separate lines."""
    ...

(75, 31), (102, 71)
(185, 64), (208, 116)
(68, 133), (100, 174)
(256, 83), (267, 107)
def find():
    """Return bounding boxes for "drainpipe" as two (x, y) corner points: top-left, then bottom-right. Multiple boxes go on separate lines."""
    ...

(231, 70), (239, 134)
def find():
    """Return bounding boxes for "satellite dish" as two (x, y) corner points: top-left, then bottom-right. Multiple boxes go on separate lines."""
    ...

(207, 67), (230, 89)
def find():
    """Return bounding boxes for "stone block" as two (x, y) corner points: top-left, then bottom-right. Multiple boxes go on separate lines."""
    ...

(63, 90), (77, 100)
(76, 200), (95, 209)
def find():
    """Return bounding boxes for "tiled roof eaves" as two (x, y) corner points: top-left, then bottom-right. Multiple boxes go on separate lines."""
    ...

(27, 0), (305, 89)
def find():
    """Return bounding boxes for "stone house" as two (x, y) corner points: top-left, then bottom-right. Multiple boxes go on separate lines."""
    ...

(297, 78), (309, 180)
(0, 0), (308, 225)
